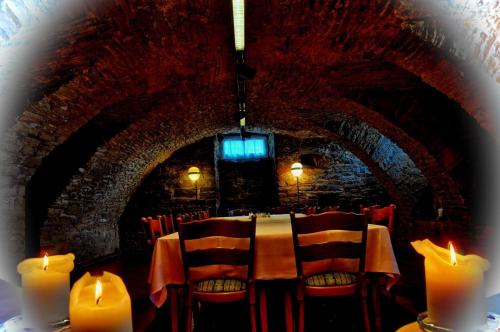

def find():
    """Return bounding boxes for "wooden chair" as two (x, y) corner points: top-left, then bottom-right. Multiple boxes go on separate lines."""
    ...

(359, 204), (380, 215)
(290, 211), (371, 332)
(365, 204), (396, 234)
(159, 214), (175, 234)
(142, 216), (164, 246)
(362, 204), (396, 332)
(155, 215), (179, 332)
(178, 216), (257, 332)
(175, 215), (185, 231)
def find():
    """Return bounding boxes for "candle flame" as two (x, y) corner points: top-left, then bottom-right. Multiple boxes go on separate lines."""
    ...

(449, 242), (457, 266)
(95, 279), (102, 305)
(42, 253), (48, 271)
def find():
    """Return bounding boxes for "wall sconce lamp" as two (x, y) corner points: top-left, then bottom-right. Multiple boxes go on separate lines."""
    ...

(188, 166), (201, 201)
(291, 162), (303, 205)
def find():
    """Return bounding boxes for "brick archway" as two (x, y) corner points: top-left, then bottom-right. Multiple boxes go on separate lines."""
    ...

(37, 108), (445, 263)
(0, 0), (495, 275)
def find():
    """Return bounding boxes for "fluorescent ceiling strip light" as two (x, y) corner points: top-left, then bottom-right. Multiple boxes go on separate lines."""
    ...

(232, 0), (245, 51)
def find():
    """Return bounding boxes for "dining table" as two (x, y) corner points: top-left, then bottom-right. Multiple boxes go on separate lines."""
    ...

(148, 213), (400, 307)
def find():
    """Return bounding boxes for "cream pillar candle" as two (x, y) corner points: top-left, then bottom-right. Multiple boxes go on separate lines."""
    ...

(412, 239), (489, 328)
(17, 253), (75, 328)
(70, 271), (132, 332)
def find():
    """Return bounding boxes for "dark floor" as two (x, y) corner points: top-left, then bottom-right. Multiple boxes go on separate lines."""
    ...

(75, 247), (426, 332)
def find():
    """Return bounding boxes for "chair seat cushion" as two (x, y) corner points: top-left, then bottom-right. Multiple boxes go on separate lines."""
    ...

(196, 279), (247, 293)
(305, 272), (358, 287)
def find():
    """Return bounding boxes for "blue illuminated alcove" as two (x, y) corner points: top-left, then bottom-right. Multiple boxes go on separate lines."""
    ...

(222, 136), (268, 160)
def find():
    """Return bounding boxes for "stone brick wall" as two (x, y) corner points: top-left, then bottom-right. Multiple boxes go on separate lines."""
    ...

(117, 133), (401, 252)
(117, 132), (404, 252)
(24, 110), (463, 263)
(6, 106), (469, 265)
(119, 137), (216, 252)
(275, 135), (389, 210)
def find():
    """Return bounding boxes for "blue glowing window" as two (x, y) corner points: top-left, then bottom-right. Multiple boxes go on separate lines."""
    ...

(222, 137), (267, 160)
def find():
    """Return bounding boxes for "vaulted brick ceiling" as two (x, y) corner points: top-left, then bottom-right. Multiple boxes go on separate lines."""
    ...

(2, 0), (496, 265)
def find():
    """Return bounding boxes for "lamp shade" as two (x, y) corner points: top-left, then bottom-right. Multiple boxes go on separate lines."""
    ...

(188, 167), (201, 182)
(291, 162), (303, 177)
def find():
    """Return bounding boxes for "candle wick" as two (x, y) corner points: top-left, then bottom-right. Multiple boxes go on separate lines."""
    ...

(43, 266), (47, 271)
(96, 297), (101, 305)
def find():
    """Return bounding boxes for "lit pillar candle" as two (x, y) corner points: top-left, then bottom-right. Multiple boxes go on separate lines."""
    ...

(16, 253), (75, 327)
(412, 239), (489, 328)
(70, 271), (132, 332)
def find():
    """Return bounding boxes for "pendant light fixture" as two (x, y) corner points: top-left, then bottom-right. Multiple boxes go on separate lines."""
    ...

(231, 0), (255, 138)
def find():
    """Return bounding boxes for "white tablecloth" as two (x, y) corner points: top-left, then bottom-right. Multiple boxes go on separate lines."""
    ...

(148, 214), (400, 307)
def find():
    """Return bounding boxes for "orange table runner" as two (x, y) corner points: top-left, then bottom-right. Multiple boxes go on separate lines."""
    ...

(148, 214), (400, 307)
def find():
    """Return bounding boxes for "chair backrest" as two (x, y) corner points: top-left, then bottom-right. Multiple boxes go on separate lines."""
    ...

(369, 204), (396, 233)
(143, 216), (164, 245)
(359, 204), (380, 215)
(290, 211), (368, 278)
(160, 214), (175, 234)
(178, 216), (257, 283)
(174, 215), (185, 230)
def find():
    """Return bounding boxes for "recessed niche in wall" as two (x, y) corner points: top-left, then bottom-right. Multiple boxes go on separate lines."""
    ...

(300, 153), (330, 169)
(214, 132), (278, 213)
